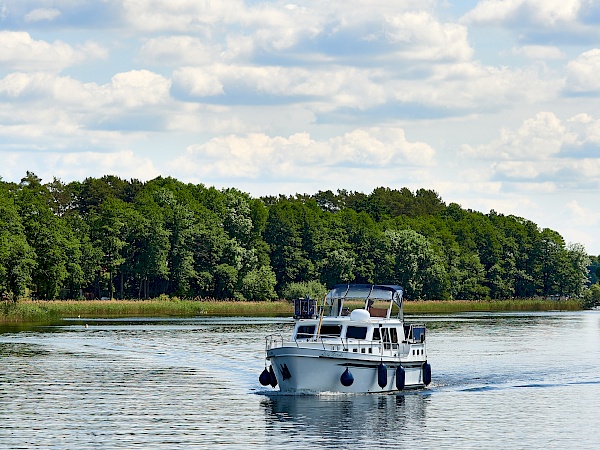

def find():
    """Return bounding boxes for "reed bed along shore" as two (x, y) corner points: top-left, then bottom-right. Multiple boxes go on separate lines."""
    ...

(0, 297), (584, 324)
(0, 299), (292, 324)
(404, 298), (583, 313)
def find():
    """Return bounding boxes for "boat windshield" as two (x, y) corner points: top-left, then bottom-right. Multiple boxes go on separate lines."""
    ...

(324, 284), (404, 318)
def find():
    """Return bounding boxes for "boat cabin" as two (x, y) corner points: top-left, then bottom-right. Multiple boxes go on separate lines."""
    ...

(282, 285), (426, 359)
(293, 321), (426, 345)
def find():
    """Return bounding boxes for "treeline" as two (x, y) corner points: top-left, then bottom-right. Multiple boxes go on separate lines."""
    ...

(0, 173), (597, 303)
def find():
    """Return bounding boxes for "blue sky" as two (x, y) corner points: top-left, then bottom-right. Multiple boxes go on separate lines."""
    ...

(2, 0), (600, 254)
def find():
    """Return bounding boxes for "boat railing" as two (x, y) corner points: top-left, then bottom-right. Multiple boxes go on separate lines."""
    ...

(265, 333), (287, 351)
(315, 335), (348, 350)
(268, 325), (426, 353)
(312, 338), (404, 356)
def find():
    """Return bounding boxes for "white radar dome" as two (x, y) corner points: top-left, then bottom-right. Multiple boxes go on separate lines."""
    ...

(350, 309), (370, 321)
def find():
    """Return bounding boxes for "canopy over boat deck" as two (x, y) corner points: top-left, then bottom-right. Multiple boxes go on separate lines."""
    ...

(325, 284), (404, 319)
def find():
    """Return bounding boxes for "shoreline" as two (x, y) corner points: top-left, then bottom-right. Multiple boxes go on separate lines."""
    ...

(1, 298), (584, 325)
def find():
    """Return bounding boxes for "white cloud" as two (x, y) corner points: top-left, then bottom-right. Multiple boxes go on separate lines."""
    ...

(0, 69), (171, 109)
(169, 127), (435, 180)
(139, 36), (217, 66)
(393, 63), (560, 110)
(0, 150), (161, 184)
(460, 0), (600, 45)
(565, 199), (600, 226)
(385, 11), (473, 61)
(51, 150), (161, 181)
(102, 70), (172, 108)
(0, 31), (106, 72)
(461, 112), (567, 160)
(122, 0), (248, 32)
(512, 45), (565, 59)
(0, 72), (82, 102)
(566, 113), (600, 145)
(24, 8), (61, 22)
(220, 34), (256, 62)
(170, 59), (559, 114)
(462, 112), (600, 162)
(565, 49), (600, 94)
(462, 0), (582, 26)
(171, 63), (387, 109)
(172, 67), (224, 97)
(122, 1), (471, 64)
(460, 112), (600, 187)
(0, 69), (172, 151)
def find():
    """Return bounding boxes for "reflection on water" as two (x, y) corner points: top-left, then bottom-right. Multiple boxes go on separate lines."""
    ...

(261, 393), (428, 448)
(0, 312), (599, 449)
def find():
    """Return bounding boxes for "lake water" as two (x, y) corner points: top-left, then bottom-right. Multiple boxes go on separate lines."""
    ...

(1, 311), (599, 449)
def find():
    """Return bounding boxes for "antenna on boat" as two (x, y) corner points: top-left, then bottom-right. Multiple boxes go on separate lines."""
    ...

(364, 285), (375, 311)
(316, 293), (327, 335)
(397, 288), (404, 321)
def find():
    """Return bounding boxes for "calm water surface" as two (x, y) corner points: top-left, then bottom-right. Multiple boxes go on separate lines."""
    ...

(1, 312), (599, 449)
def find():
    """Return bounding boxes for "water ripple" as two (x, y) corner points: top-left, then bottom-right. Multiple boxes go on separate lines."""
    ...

(1, 312), (599, 449)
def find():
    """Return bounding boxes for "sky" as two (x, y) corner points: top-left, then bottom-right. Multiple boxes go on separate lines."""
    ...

(1, 1), (600, 255)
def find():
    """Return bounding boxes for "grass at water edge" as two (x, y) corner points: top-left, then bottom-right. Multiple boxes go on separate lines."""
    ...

(1, 298), (584, 324)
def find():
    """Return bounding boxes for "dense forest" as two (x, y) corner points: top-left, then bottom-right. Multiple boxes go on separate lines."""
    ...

(1, 172), (599, 305)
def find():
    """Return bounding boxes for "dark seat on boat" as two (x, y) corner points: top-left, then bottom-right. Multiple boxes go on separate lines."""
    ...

(368, 307), (387, 317)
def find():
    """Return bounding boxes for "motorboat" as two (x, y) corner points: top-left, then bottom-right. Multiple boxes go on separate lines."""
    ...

(259, 284), (431, 393)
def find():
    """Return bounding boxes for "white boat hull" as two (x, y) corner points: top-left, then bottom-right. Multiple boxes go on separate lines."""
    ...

(267, 346), (427, 393)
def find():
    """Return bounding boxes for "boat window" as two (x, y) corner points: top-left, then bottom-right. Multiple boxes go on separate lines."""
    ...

(296, 325), (315, 339)
(372, 328), (381, 340)
(412, 326), (426, 342)
(390, 327), (398, 344)
(382, 328), (390, 349)
(319, 325), (342, 337)
(381, 327), (397, 349)
(346, 326), (367, 339)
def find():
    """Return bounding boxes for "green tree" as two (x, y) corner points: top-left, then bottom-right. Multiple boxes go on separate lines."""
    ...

(91, 198), (129, 299)
(582, 283), (600, 308)
(264, 200), (314, 291)
(75, 175), (142, 214)
(536, 228), (566, 296)
(214, 264), (238, 299)
(383, 229), (448, 299)
(561, 243), (590, 297)
(340, 209), (383, 284)
(64, 214), (102, 299)
(447, 246), (489, 299)
(240, 265), (278, 300)
(16, 173), (73, 299)
(158, 190), (197, 297)
(0, 182), (35, 300)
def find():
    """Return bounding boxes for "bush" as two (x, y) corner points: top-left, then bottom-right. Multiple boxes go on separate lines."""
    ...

(240, 266), (277, 301)
(281, 280), (328, 301)
(582, 284), (600, 309)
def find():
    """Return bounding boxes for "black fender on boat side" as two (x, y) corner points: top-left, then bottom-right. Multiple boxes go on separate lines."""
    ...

(259, 367), (271, 386)
(269, 365), (278, 388)
(395, 365), (405, 390)
(423, 362), (432, 386)
(340, 367), (354, 386)
(378, 362), (387, 388)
